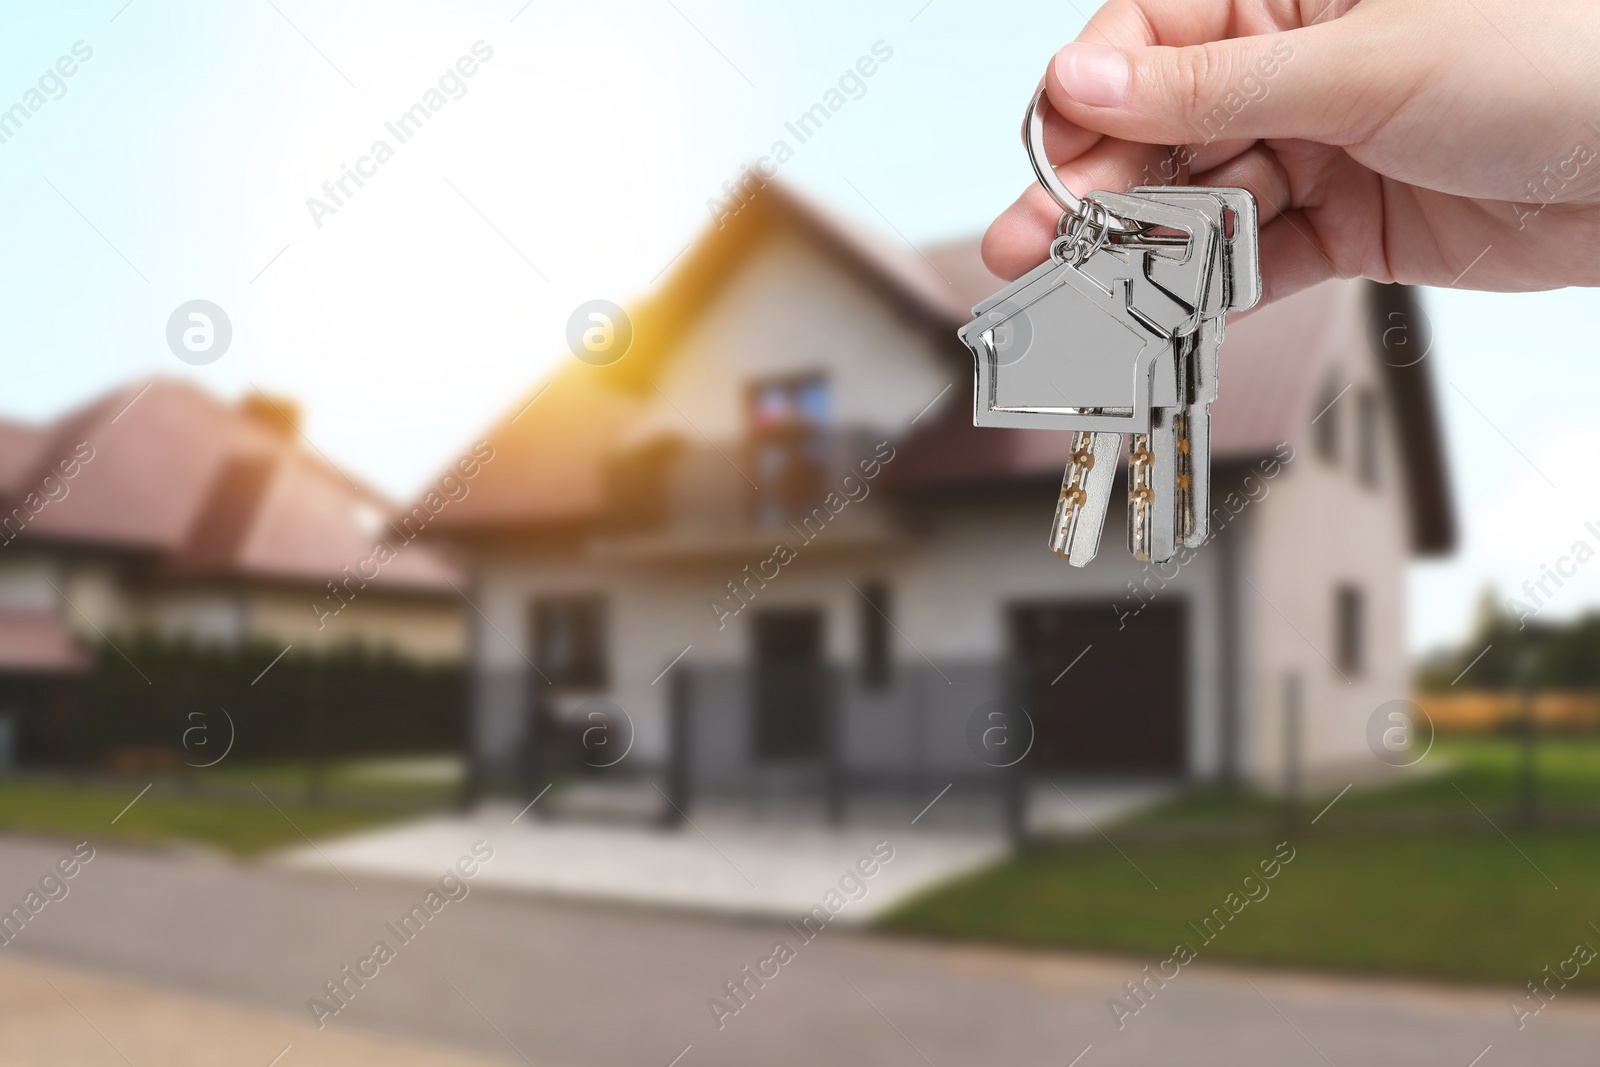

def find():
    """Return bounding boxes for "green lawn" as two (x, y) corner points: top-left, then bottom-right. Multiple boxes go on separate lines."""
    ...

(0, 759), (458, 854)
(881, 736), (1600, 987)
(1355, 735), (1600, 813)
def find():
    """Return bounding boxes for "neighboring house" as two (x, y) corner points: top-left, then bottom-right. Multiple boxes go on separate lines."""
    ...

(0, 379), (465, 762)
(425, 183), (1453, 818)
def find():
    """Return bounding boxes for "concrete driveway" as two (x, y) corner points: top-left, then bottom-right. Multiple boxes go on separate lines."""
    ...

(276, 785), (1169, 921)
(0, 834), (1591, 1066)
(280, 802), (1008, 920)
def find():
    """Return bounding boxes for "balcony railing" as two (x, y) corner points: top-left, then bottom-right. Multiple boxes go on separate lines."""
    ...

(593, 428), (904, 559)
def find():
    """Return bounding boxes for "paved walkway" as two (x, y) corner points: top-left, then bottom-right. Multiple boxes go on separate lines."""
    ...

(280, 782), (1169, 919)
(2, 835), (1597, 1066)
(281, 803), (1007, 920)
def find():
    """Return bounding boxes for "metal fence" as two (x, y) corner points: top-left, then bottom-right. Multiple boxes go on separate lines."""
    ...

(663, 661), (1028, 837)
(466, 660), (1030, 838)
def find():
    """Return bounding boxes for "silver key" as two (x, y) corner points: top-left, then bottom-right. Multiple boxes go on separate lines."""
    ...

(962, 194), (1219, 566)
(962, 250), (1178, 567)
(1087, 190), (1221, 563)
(958, 86), (1260, 566)
(1182, 324), (1215, 546)
(1123, 187), (1228, 550)
(1129, 187), (1261, 547)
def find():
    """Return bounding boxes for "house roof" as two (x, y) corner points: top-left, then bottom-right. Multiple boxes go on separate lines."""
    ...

(423, 181), (969, 536)
(423, 181), (1453, 555)
(0, 418), (49, 500)
(1, 379), (460, 593)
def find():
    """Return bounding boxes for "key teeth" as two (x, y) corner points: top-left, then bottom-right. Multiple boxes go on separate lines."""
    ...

(1049, 485), (1088, 564)
(1127, 433), (1153, 560)
(1049, 432), (1120, 566)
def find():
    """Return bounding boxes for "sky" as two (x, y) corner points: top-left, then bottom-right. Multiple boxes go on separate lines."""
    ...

(0, 0), (1596, 655)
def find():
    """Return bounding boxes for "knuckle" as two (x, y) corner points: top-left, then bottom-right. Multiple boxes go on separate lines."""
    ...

(1170, 44), (1222, 129)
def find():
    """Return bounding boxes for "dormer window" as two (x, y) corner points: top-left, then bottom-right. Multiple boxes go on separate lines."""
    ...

(747, 374), (830, 526)
(751, 375), (830, 429)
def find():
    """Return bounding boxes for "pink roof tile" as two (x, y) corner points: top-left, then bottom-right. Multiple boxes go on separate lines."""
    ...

(3, 379), (459, 593)
(0, 418), (49, 499)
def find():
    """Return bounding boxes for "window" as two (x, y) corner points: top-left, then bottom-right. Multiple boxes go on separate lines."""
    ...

(1335, 585), (1364, 676)
(1313, 376), (1343, 464)
(747, 374), (830, 527)
(858, 580), (891, 690)
(1356, 388), (1381, 488)
(532, 596), (607, 689)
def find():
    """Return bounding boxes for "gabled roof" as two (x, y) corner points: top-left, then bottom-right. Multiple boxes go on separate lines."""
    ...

(423, 181), (1453, 555)
(1, 379), (459, 592)
(419, 180), (965, 535)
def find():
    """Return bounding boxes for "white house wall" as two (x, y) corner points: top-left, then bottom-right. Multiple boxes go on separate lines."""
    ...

(467, 218), (1251, 779)
(470, 491), (1227, 778)
(631, 229), (953, 445)
(1248, 289), (1412, 785)
(0, 551), (61, 613)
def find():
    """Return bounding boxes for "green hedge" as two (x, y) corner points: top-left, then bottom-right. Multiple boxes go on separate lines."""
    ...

(52, 633), (465, 765)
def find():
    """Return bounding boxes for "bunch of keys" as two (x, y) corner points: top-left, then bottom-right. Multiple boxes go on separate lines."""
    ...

(959, 89), (1261, 567)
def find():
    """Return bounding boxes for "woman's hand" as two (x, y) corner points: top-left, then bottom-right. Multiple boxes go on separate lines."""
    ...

(982, 0), (1600, 307)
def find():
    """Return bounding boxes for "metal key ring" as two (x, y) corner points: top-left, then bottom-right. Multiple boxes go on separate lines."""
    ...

(1022, 87), (1144, 236)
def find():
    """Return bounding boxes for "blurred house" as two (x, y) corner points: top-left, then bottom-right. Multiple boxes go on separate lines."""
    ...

(425, 183), (1453, 816)
(0, 379), (464, 762)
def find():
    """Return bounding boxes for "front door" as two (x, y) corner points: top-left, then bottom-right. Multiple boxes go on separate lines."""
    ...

(752, 610), (826, 761)
(1009, 601), (1186, 774)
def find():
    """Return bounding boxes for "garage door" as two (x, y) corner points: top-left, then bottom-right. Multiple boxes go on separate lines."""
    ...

(1008, 600), (1187, 774)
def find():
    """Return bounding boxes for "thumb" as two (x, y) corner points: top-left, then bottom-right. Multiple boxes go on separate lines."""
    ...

(1048, 26), (1380, 149)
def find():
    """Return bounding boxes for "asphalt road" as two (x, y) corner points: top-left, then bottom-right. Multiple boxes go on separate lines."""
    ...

(0, 834), (1593, 1066)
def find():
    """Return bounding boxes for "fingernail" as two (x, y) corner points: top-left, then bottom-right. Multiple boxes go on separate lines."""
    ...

(1053, 43), (1130, 107)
